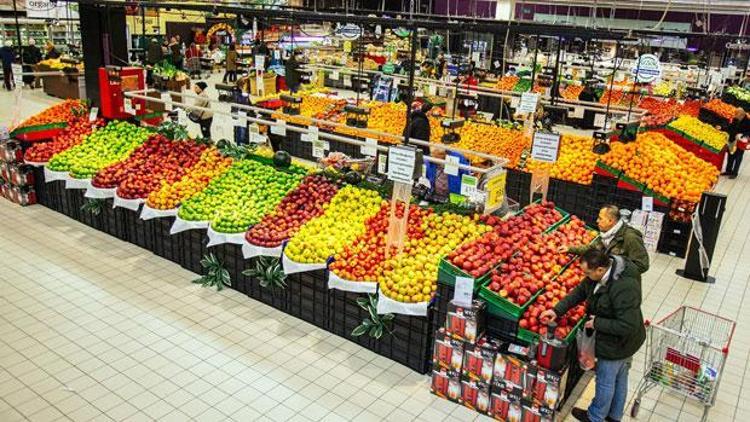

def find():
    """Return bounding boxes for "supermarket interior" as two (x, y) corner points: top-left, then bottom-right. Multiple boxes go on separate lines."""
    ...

(1, 0), (750, 421)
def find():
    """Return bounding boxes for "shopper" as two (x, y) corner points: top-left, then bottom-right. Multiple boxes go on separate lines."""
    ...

(579, 83), (599, 129)
(540, 249), (646, 422)
(1, 41), (15, 91)
(562, 205), (650, 274)
(191, 81), (213, 139)
(725, 108), (750, 179)
(169, 37), (183, 69)
(436, 53), (446, 79)
(284, 50), (301, 92)
(185, 42), (201, 77)
(223, 44), (238, 83)
(403, 102), (433, 156)
(44, 41), (60, 60)
(146, 38), (163, 66)
(22, 39), (42, 88)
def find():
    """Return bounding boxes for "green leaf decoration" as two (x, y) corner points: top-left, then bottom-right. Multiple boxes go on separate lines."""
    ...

(80, 198), (104, 215)
(192, 253), (232, 291)
(351, 294), (394, 340)
(244, 256), (286, 292)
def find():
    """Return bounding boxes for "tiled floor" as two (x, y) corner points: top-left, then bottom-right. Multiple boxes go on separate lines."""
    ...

(2, 88), (750, 421)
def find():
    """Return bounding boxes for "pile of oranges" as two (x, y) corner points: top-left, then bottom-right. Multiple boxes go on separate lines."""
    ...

(146, 148), (233, 210)
(448, 122), (530, 166)
(702, 99), (737, 122)
(495, 75), (519, 91)
(560, 85), (583, 100)
(526, 135), (598, 185)
(600, 132), (718, 203)
(14, 99), (86, 130)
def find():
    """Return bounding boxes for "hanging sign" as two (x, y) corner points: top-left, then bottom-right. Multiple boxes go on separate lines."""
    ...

(531, 131), (561, 163)
(517, 93), (539, 114)
(361, 138), (378, 157)
(25, 0), (78, 19)
(335, 24), (362, 40)
(631, 54), (662, 84)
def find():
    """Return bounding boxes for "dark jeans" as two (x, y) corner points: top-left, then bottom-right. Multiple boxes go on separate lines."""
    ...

(727, 149), (745, 176)
(199, 118), (213, 139)
(223, 70), (236, 83)
(3, 65), (12, 90)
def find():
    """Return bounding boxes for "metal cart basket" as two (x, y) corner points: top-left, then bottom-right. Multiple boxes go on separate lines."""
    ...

(631, 306), (736, 421)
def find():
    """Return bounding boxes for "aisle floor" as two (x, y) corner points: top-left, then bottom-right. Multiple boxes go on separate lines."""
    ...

(2, 89), (750, 422)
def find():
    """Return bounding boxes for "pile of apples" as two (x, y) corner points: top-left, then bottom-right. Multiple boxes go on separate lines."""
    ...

(380, 213), (491, 303)
(245, 174), (340, 247)
(448, 202), (563, 278)
(285, 185), (383, 263)
(47, 121), (151, 179)
(146, 148), (233, 210)
(24, 117), (102, 163)
(329, 202), (431, 282)
(179, 160), (303, 233)
(92, 135), (206, 199)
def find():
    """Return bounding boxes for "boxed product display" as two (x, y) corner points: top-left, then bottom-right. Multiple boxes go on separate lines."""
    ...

(460, 378), (491, 414)
(431, 368), (462, 402)
(493, 345), (537, 397)
(532, 367), (568, 410)
(522, 400), (555, 422)
(489, 387), (524, 422)
(433, 328), (466, 371)
(446, 299), (487, 343)
(462, 339), (499, 382)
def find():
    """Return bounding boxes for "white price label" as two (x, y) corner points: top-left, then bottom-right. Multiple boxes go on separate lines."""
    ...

(254, 55), (265, 71)
(594, 113), (607, 128)
(518, 93), (539, 114)
(330, 71), (340, 81)
(510, 96), (520, 109)
(444, 155), (459, 176)
(460, 174), (478, 197)
(569, 107), (584, 119)
(531, 131), (562, 163)
(89, 107), (99, 122)
(11, 64), (22, 86)
(123, 98), (135, 115)
(312, 140), (326, 158)
(361, 138), (378, 157)
(271, 120), (287, 136)
(428, 84), (437, 96)
(642, 196), (654, 212)
(453, 276), (474, 307)
(177, 108), (188, 126)
(377, 153), (387, 174)
(387, 146), (416, 185)
(343, 75), (352, 87)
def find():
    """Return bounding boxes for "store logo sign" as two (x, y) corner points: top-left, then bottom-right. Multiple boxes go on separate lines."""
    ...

(631, 54), (662, 84)
(335, 24), (362, 40)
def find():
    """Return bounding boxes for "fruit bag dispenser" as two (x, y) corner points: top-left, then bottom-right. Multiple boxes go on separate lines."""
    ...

(98, 66), (146, 120)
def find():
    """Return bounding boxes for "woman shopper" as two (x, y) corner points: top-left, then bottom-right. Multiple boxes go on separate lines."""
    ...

(223, 44), (238, 83)
(191, 82), (213, 139)
(725, 108), (750, 179)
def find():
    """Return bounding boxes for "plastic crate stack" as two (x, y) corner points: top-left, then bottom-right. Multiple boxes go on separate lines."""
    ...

(0, 138), (37, 206)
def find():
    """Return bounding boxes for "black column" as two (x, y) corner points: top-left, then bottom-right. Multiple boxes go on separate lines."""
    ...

(79, 4), (128, 106)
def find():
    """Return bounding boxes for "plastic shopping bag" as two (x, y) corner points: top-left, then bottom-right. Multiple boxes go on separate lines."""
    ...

(577, 328), (596, 371)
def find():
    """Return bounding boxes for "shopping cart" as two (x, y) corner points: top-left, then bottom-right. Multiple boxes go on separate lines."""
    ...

(631, 306), (735, 421)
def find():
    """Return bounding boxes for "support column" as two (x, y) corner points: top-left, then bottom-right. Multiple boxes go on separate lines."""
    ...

(79, 4), (128, 106)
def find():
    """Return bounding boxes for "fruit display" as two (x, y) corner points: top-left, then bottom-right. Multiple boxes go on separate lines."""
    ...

(667, 115), (728, 151)
(146, 148), (233, 210)
(245, 175), (340, 247)
(285, 185), (383, 263)
(599, 89), (640, 106)
(726, 86), (750, 103)
(525, 134), (598, 185)
(495, 75), (519, 91)
(13, 99), (86, 130)
(447, 202), (564, 278)
(447, 122), (530, 167)
(679, 100), (702, 117)
(702, 99), (736, 122)
(272, 94), (344, 127)
(380, 213), (491, 303)
(560, 85), (583, 100)
(330, 203), (431, 282)
(178, 160), (303, 233)
(652, 81), (675, 97)
(640, 113), (674, 128)
(47, 121), (151, 179)
(601, 131), (719, 203)
(23, 117), (101, 163)
(38, 58), (84, 71)
(92, 135), (207, 199)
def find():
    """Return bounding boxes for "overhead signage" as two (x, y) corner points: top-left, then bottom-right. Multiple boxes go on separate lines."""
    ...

(631, 54), (662, 84)
(25, 0), (78, 19)
(335, 24), (362, 40)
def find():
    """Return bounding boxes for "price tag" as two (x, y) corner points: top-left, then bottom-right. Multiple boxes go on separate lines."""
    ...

(494, 60), (501, 69)
(453, 276), (474, 306)
(510, 96), (520, 109)
(330, 71), (340, 81)
(444, 155), (459, 176)
(177, 108), (188, 126)
(343, 75), (352, 88)
(124, 98), (135, 115)
(377, 153), (387, 174)
(387, 145), (416, 185)
(594, 113), (606, 128)
(88, 107), (99, 122)
(569, 107), (584, 119)
(270, 120), (287, 136)
(312, 140), (327, 158)
(254, 55), (265, 71)
(531, 131), (561, 163)
(343, 41), (352, 53)
(518, 93), (539, 114)
(471, 52), (481, 65)
(11, 63), (22, 87)
(485, 170), (507, 209)
(460, 174), (478, 197)
(361, 138), (378, 157)
(642, 196), (654, 212)
(428, 84), (437, 96)
(307, 125), (319, 142)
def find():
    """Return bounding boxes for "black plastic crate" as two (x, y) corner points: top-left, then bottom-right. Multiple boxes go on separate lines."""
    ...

(244, 257), (290, 312)
(150, 217), (181, 264)
(32, 167), (49, 207)
(328, 289), (374, 350)
(121, 207), (154, 251)
(487, 313), (520, 343)
(287, 270), (330, 330)
(372, 311), (435, 374)
(107, 207), (132, 242)
(78, 199), (106, 232)
(180, 229), (208, 274)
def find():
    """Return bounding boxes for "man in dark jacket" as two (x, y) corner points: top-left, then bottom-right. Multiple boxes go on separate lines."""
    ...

(22, 39), (42, 88)
(146, 38), (163, 66)
(0, 41), (15, 91)
(563, 205), (649, 274)
(541, 249), (646, 422)
(725, 108), (749, 179)
(284, 51), (301, 93)
(403, 102), (433, 156)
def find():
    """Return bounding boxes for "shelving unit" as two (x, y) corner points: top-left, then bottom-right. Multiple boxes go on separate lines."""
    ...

(0, 18), (80, 52)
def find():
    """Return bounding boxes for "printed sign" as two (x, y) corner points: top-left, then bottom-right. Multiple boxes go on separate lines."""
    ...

(453, 276), (474, 306)
(335, 24), (362, 40)
(387, 146), (416, 184)
(531, 132), (561, 163)
(518, 93), (539, 114)
(361, 138), (378, 157)
(632, 54), (662, 84)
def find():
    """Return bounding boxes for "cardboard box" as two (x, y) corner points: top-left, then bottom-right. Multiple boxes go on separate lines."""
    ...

(463, 339), (498, 383)
(446, 300), (486, 344)
(493, 351), (537, 397)
(433, 328), (465, 372)
(488, 388), (524, 422)
(431, 368), (462, 402)
(532, 367), (567, 410)
(460, 378), (491, 414)
(522, 401), (555, 422)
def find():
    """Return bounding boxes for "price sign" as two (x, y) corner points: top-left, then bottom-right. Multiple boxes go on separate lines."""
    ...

(343, 75), (352, 88)
(444, 155), (460, 176)
(510, 96), (520, 109)
(453, 276), (474, 306)
(485, 170), (507, 209)
(343, 41), (352, 53)
(330, 71), (340, 81)
(531, 131), (561, 163)
(312, 139), (327, 158)
(11, 64), (22, 87)
(123, 98), (135, 115)
(428, 84), (437, 96)
(569, 107), (584, 119)
(270, 119), (287, 136)
(517, 93), (539, 114)
(642, 196), (654, 212)
(460, 174), (478, 197)
(307, 125), (319, 143)
(594, 113), (606, 128)
(177, 108), (188, 126)
(387, 146), (416, 185)
(88, 107), (99, 122)
(254, 55), (265, 71)
(377, 153), (387, 174)
(361, 138), (378, 157)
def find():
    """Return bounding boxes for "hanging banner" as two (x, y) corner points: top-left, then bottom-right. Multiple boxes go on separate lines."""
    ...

(335, 24), (362, 40)
(25, 1), (78, 19)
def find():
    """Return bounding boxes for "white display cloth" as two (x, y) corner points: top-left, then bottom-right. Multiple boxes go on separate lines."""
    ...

(140, 204), (178, 220)
(281, 251), (327, 274)
(84, 182), (116, 199)
(43, 167), (68, 182)
(170, 214), (210, 234)
(24, 160), (46, 167)
(242, 239), (284, 259)
(328, 271), (377, 293)
(376, 290), (429, 316)
(206, 225), (248, 247)
(112, 193), (144, 211)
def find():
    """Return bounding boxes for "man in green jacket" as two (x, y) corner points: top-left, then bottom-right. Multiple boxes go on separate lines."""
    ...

(563, 205), (649, 274)
(541, 249), (646, 422)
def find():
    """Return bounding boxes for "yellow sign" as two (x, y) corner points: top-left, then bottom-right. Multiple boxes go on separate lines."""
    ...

(485, 170), (507, 209)
(343, 41), (352, 53)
